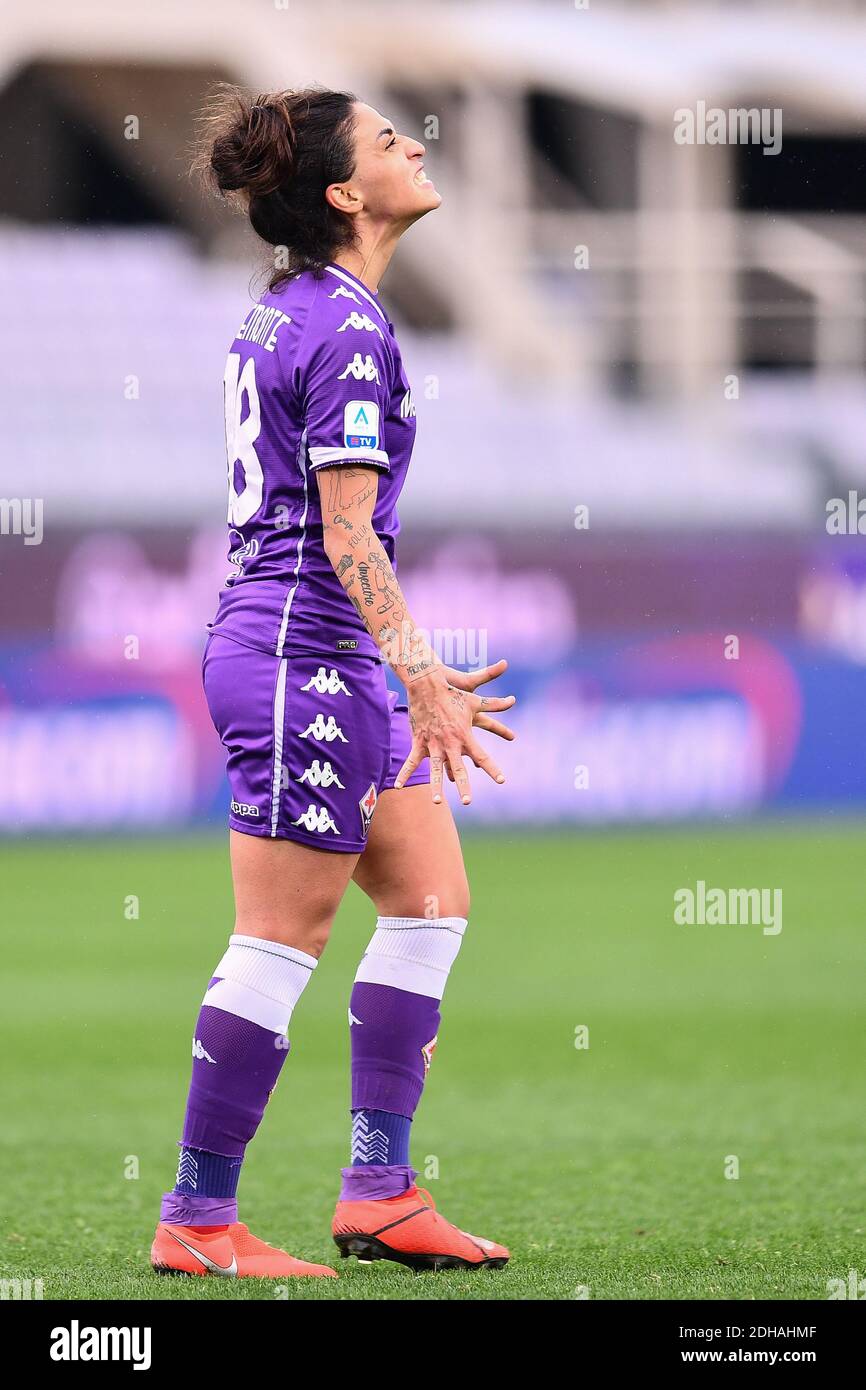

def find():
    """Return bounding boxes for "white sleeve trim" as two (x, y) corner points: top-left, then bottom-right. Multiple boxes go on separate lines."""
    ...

(308, 445), (390, 470)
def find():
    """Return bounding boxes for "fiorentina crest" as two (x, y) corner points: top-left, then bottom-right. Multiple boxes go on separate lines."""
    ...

(421, 1035), (438, 1075)
(359, 782), (377, 837)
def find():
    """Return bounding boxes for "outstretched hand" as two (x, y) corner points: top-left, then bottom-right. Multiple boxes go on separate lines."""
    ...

(394, 658), (516, 805)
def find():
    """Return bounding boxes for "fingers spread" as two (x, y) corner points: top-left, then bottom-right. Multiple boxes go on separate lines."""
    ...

(446, 748), (471, 804)
(394, 740), (423, 790)
(473, 713), (516, 741)
(429, 750), (445, 804)
(466, 738), (505, 785)
(473, 693), (516, 714)
(463, 658), (509, 691)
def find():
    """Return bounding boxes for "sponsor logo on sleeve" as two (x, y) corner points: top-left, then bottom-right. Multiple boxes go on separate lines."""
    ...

(343, 401), (380, 451)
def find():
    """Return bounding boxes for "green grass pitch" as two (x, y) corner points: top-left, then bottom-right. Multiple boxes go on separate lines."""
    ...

(1, 822), (862, 1301)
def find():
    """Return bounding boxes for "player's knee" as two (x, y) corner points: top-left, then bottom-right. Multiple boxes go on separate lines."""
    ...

(358, 863), (470, 921)
(234, 891), (339, 959)
(419, 874), (470, 921)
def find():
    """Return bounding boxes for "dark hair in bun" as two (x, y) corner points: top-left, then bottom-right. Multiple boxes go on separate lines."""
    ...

(193, 84), (358, 289)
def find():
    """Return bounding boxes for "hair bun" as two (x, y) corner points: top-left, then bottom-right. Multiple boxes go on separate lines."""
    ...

(207, 92), (297, 198)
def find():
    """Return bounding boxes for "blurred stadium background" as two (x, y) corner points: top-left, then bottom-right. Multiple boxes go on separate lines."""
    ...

(2, 0), (866, 1301)
(3, 0), (866, 832)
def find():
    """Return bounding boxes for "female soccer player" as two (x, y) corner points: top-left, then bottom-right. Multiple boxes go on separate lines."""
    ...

(151, 88), (515, 1279)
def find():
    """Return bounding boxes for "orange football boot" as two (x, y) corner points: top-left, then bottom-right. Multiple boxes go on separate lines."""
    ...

(151, 1221), (337, 1278)
(333, 1186), (509, 1272)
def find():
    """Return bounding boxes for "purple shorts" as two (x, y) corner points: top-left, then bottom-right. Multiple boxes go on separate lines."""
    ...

(203, 633), (429, 853)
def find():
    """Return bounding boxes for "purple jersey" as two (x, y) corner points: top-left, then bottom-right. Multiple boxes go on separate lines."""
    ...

(209, 263), (417, 659)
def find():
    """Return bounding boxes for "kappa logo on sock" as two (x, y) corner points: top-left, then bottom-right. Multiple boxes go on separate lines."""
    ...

(192, 1038), (216, 1064)
(421, 1035), (438, 1075)
(359, 782), (378, 837)
(348, 1007), (363, 1026)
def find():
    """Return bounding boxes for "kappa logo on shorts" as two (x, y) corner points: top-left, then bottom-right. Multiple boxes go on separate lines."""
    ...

(299, 713), (349, 743)
(359, 782), (378, 837)
(300, 667), (353, 697)
(292, 804), (340, 835)
(231, 799), (260, 818)
(298, 760), (345, 790)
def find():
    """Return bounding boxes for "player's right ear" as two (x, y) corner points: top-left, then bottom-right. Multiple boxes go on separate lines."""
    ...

(325, 182), (363, 216)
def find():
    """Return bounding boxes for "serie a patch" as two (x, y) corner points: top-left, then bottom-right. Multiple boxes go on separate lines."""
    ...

(344, 400), (380, 450)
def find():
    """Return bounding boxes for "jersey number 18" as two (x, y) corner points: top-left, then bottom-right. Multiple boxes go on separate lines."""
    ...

(224, 353), (263, 527)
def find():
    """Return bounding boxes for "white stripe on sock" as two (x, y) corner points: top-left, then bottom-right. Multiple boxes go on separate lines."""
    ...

(208, 935), (318, 1032)
(353, 916), (467, 1001)
(204, 978), (294, 1035)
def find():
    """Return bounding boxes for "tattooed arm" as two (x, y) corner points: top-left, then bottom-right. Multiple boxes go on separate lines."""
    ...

(317, 465), (515, 805)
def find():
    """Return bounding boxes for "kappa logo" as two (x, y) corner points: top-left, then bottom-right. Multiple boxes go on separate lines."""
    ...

(359, 781), (378, 836)
(348, 1007), (363, 1026)
(192, 1038), (216, 1064)
(299, 713), (349, 743)
(231, 799), (260, 818)
(336, 310), (384, 340)
(292, 804), (340, 835)
(301, 666), (353, 696)
(298, 759), (345, 789)
(421, 1034), (438, 1075)
(343, 400), (380, 451)
(338, 352), (380, 382)
(400, 388), (416, 418)
(329, 285), (362, 305)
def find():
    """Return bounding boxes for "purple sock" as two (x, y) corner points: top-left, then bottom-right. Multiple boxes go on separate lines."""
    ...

(160, 1001), (289, 1225)
(161, 937), (317, 1227)
(341, 980), (440, 1201)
